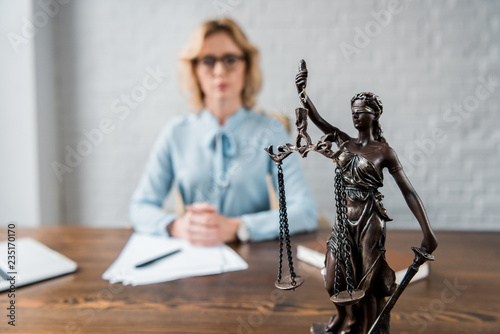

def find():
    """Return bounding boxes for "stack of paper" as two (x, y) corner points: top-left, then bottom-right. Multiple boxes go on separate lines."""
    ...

(102, 233), (248, 286)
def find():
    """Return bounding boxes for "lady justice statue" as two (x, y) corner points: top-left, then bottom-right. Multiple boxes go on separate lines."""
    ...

(266, 60), (438, 334)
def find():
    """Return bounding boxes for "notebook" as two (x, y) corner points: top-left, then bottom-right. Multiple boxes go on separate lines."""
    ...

(0, 238), (78, 291)
(296, 239), (430, 285)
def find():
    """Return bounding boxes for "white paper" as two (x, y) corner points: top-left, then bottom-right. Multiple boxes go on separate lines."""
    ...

(102, 233), (248, 286)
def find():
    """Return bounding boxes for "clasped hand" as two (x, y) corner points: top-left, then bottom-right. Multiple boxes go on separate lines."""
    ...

(295, 71), (308, 93)
(168, 202), (241, 247)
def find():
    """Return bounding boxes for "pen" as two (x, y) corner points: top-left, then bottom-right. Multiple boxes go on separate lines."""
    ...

(135, 249), (182, 268)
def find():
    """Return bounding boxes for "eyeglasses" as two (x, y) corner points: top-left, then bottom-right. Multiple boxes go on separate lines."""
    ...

(194, 54), (245, 72)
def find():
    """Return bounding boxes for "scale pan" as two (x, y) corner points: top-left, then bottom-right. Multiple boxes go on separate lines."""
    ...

(275, 275), (304, 290)
(330, 289), (365, 306)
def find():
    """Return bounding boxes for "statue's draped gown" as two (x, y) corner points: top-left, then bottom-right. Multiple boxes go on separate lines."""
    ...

(325, 147), (396, 334)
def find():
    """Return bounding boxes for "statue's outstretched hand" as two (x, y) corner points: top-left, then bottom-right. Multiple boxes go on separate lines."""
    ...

(295, 59), (308, 93)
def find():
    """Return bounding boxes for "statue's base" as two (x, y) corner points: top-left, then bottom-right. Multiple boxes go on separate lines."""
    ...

(310, 323), (329, 334)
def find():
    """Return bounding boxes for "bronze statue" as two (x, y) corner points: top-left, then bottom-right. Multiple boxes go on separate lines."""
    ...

(266, 60), (438, 334)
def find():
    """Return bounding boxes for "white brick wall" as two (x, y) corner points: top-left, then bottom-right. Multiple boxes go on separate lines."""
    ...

(47, 0), (499, 230)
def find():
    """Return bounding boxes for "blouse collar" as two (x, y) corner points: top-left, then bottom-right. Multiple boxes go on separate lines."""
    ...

(200, 107), (249, 156)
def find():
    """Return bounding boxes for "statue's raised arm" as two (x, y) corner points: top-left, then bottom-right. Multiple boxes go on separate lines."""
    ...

(295, 60), (349, 145)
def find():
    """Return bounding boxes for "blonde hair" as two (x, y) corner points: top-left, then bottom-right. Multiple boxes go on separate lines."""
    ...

(179, 18), (262, 112)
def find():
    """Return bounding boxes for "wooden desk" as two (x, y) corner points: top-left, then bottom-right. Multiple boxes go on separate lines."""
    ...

(0, 227), (499, 333)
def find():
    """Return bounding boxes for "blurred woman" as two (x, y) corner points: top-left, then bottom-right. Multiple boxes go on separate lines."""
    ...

(129, 18), (318, 246)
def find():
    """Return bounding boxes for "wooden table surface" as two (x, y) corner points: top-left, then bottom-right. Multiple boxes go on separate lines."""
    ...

(0, 227), (499, 334)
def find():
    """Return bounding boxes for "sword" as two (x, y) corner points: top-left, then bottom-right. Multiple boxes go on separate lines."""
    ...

(368, 247), (435, 334)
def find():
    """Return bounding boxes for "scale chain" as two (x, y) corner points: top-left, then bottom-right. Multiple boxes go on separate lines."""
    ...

(334, 165), (356, 296)
(277, 163), (297, 286)
(277, 164), (285, 283)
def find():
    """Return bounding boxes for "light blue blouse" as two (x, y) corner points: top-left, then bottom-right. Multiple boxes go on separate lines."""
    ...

(129, 107), (318, 242)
